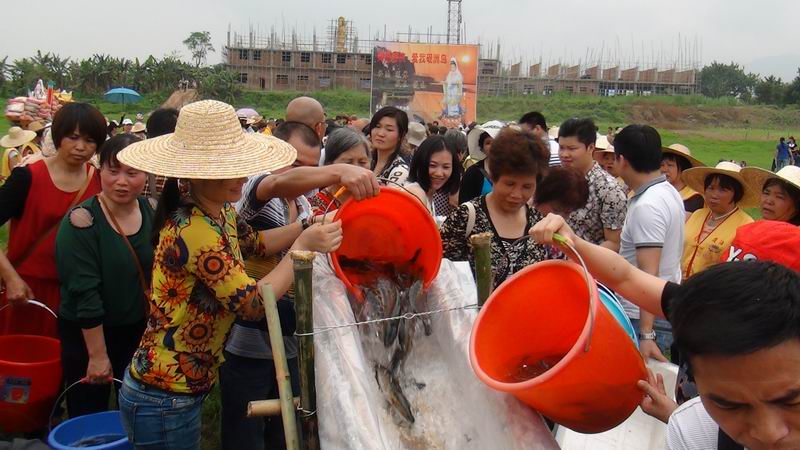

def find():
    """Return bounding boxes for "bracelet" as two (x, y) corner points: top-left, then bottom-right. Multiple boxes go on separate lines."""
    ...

(638, 330), (657, 340)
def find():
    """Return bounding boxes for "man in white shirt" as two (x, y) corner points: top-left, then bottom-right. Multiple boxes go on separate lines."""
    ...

(614, 124), (685, 363)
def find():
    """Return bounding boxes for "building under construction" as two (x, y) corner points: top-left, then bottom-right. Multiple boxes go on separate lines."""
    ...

(225, 13), (700, 97)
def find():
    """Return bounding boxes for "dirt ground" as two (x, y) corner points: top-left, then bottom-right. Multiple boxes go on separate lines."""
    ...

(627, 102), (800, 136)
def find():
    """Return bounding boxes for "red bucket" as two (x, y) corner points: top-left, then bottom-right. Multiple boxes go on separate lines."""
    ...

(469, 260), (647, 433)
(0, 302), (62, 434)
(330, 187), (443, 300)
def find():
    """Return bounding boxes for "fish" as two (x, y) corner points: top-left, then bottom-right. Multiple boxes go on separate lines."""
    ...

(375, 364), (415, 424)
(380, 279), (402, 347)
(408, 280), (432, 336)
(390, 301), (414, 372)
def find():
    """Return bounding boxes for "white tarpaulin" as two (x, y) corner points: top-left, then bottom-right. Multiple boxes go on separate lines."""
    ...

(312, 258), (559, 449)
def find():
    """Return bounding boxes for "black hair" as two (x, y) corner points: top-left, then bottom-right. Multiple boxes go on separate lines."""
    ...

(323, 127), (369, 165)
(443, 129), (468, 158)
(613, 124), (663, 173)
(478, 131), (492, 151)
(51, 102), (107, 151)
(151, 177), (180, 247)
(99, 134), (142, 168)
(437, 126), (447, 135)
(763, 178), (800, 226)
(146, 108), (179, 138)
(408, 135), (462, 195)
(518, 111), (547, 131)
(367, 106), (409, 173)
(534, 166), (589, 213)
(704, 173), (745, 203)
(662, 153), (693, 173)
(671, 261), (800, 360)
(558, 118), (597, 147)
(273, 121), (321, 147)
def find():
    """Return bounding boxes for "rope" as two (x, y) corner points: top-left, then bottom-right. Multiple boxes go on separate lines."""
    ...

(294, 303), (479, 337)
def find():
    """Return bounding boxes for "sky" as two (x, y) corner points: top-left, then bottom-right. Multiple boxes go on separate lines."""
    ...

(3, 0), (799, 80)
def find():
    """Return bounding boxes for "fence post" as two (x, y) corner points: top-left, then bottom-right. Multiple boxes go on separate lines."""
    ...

(470, 232), (494, 308)
(291, 250), (319, 450)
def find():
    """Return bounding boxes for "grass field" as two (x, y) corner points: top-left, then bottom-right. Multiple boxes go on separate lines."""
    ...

(0, 91), (795, 446)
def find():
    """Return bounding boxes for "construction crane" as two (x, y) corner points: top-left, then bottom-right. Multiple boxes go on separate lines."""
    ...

(446, 0), (463, 44)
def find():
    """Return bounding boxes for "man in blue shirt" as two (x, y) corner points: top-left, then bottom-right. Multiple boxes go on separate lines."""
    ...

(776, 137), (792, 170)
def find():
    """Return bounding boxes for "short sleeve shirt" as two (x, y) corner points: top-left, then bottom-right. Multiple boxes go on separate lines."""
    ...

(667, 398), (724, 450)
(567, 162), (628, 245)
(619, 175), (685, 319)
(378, 154), (410, 187)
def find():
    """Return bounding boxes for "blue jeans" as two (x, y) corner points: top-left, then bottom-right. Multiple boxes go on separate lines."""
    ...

(777, 158), (791, 170)
(118, 369), (205, 450)
(630, 318), (675, 361)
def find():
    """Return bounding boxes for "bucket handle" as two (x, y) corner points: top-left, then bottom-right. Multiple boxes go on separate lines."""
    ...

(48, 377), (124, 433)
(0, 299), (57, 319)
(319, 178), (430, 224)
(503, 234), (596, 353)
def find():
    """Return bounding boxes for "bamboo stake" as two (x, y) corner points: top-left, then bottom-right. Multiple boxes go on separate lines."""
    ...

(260, 284), (300, 450)
(470, 232), (494, 308)
(291, 250), (319, 450)
(248, 397), (301, 417)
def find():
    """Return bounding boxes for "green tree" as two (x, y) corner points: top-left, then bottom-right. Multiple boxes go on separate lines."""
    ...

(785, 68), (800, 106)
(183, 31), (215, 67)
(196, 64), (240, 102)
(754, 75), (786, 105)
(699, 61), (758, 99)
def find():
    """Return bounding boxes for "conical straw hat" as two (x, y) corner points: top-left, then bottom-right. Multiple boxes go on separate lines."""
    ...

(1, 127), (37, 148)
(117, 100), (297, 179)
(661, 143), (704, 168)
(742, 165), (800, 196)
(682, 161), (759, 207)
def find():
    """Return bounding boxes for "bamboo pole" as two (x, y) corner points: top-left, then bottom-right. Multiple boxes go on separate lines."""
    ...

(470, 232), (494, 308)
(248, 397), (301, 417)
(260, 284), (300, 450)
(291, 250), (319, 450)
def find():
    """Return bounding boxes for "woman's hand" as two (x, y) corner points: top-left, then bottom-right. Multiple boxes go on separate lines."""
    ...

(637, 369), (678, 424)
(529, 213), (578, 248)
(3, 275), (34, 306)
(294, 221), (344, 254)
(85, 354), (113, 384)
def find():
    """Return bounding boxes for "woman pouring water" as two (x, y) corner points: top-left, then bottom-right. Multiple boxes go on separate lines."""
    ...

(114, 100), (378, 448)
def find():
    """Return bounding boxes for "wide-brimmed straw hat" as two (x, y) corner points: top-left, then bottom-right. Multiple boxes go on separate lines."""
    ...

(1, 127), (37, 148)
(117, 100), (297, 179)
(742, 165), (800, 196)
(662, 143), (704, 168)
(682, 161), (759, 207)
(407, 122), (426, 147)
(593, 135), (613, 153)
(27, 121), (45, 133)
(467, 123), (503, 160)
(131, 122), (146, 134)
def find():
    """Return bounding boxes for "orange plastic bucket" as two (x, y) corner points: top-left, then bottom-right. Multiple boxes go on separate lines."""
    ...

(0, 302), (62, 434)
(469, 259), (647, 433)
(331, 187), (442, 300)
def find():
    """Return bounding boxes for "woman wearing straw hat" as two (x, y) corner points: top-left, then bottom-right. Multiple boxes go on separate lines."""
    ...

(0, 103), (106, 338)
(660, 143), (705, 218)
(680, 162), (756, 278)
(0, 126), (37, 182)
(114, 100), (354, 448)
(742, 165), (800, 225)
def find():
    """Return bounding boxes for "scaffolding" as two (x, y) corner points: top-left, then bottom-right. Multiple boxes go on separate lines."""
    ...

(446, 0), (463, 44)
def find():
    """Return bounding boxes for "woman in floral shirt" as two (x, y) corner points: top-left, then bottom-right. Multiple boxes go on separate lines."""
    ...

(440, 127), (551, 286)
(114, 101), (353, 449)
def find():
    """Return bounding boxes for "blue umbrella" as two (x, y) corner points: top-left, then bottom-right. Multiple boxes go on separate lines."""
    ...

(104, 87), (142, 105)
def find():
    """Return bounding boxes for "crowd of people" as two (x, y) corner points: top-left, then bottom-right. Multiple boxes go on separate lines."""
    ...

(1, 95), (800, 450)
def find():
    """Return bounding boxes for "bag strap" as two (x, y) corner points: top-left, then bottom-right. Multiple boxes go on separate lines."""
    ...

(97, 194), (150, 300)
(10, 165), (95, 268)
(463, 201), (477, 239)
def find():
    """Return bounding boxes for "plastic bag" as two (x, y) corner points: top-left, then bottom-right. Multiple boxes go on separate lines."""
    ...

(312, 257), (559, 449)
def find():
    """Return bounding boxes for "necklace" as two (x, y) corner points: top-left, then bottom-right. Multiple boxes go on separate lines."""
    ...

(709, 207), (737, 223)
(190, 193), (225, 228)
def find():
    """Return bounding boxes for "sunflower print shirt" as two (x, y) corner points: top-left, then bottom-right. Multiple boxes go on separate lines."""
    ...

(129, 202), (268, 394)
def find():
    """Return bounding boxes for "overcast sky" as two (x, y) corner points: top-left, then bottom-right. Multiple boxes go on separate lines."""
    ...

(3, 0), (799, 80)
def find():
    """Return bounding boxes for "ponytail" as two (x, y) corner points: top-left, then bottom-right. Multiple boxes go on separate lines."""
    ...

(151, 177), (181, 247)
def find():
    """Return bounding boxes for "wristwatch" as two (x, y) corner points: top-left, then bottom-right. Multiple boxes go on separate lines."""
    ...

(301, 217), (312, 230)
(638, 330), (657, 340)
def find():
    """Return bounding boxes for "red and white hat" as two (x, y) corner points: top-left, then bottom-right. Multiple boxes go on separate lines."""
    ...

(721, 220), (800, 271)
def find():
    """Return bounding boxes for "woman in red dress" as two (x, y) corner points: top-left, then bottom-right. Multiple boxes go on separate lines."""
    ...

(0, 103), (107, 337)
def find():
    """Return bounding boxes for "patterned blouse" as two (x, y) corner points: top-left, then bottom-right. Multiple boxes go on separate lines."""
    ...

(567, 162), (628, 245)
(307, 188), (342, 216)
(378, 154), (410, 187)
(129, 201), (268, 394)
(440, 195), (549, 286)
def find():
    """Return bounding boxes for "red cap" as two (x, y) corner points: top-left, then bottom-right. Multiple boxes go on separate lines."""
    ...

(721, 220), (800, 271)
